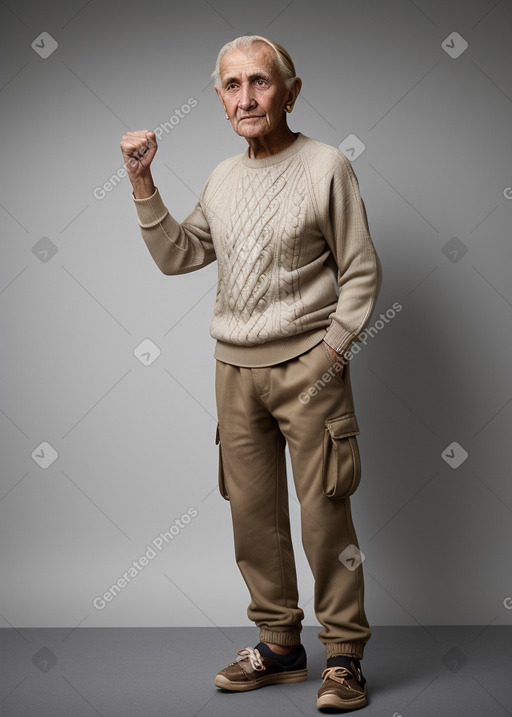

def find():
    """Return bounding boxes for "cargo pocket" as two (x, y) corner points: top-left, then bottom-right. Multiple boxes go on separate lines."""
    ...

(215, 423), (230, 501)
(322, 412), (361, 499)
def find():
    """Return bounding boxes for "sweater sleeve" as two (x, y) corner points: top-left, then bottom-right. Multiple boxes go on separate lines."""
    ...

(132, 185), (216, 275)
(320, 154), (382, 355)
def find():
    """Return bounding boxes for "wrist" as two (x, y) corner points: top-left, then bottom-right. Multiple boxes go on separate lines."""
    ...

(323, 340), (339, 358)
(131, 174), (155, 199)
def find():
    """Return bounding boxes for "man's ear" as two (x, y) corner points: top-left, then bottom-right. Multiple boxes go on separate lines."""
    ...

(286, 77), (302, 111)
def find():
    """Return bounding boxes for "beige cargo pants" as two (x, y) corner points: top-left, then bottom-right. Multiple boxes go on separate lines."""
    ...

(215, 339), (371, 659)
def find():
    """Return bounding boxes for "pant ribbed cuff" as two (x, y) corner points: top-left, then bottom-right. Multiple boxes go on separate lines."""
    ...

(325, 642), (365, 659)
(259, 628), (302, 646)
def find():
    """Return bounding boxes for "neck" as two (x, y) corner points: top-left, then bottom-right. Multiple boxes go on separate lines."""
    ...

(246, 124), (297, 159)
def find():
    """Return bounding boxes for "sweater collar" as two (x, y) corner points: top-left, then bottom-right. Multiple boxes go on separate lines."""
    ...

(241, 132), (308, 168)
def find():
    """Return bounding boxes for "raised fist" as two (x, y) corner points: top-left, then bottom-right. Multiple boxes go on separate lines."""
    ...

(120, 130), (158, 180)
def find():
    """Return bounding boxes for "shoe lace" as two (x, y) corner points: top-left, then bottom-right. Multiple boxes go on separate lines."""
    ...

(321, 666), (353, 684)
(234, 646), (265, 673)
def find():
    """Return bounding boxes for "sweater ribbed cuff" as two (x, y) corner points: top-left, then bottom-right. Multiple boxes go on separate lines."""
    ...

(133, 187), (169, 228)
(323, 323), (355, 357)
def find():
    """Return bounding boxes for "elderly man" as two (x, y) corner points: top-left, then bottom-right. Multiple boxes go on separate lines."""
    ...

(121, 35), (381, 712)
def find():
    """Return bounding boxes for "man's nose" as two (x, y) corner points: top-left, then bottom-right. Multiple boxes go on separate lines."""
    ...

(239, 83), (255, 110)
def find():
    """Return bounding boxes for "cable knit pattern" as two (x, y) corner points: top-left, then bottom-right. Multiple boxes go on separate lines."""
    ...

(133, 133), (382, 367)
(213, 158), (306, 344)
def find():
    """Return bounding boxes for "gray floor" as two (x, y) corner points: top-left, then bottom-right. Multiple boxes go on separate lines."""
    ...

(0, 626), (511, 716)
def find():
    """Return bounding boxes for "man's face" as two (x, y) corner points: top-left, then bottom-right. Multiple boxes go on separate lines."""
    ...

(215, 42), (290, 140)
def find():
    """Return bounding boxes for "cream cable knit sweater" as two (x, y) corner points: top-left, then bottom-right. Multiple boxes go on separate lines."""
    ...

(133, 133), (382, 367)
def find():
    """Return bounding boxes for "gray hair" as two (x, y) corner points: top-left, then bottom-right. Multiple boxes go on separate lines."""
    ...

(212, 35), (297, 88)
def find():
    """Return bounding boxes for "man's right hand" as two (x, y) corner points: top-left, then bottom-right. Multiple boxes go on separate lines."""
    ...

(120, 130), (158, 198)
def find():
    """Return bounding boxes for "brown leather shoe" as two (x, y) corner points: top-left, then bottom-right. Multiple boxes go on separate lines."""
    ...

(316, 661), (367, 711)
(214, 645), (308, 692)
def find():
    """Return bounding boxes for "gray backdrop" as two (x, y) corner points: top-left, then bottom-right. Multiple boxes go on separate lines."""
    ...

(1, 0), (511, 632)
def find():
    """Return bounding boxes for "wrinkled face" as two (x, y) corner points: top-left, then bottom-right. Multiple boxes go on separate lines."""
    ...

(215, 42), (291, 140)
